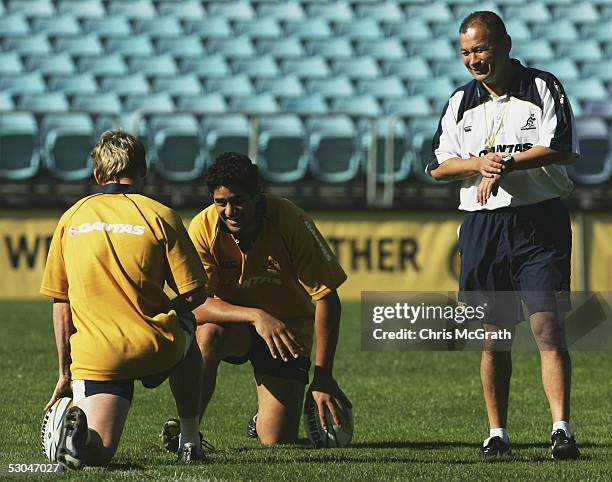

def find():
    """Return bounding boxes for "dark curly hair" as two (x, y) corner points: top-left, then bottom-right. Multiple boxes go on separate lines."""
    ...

(205, 152), (260, 196)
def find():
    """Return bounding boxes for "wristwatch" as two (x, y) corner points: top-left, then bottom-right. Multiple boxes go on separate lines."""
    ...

(500, 153), (515, 173)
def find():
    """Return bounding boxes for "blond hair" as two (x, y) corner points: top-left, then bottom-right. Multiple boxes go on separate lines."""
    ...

(92, 130), (146, 183)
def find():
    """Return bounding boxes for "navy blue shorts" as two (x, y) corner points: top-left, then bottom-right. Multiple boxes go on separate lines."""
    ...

(225, 326), (311, 384)
(459, 197), (571, 325)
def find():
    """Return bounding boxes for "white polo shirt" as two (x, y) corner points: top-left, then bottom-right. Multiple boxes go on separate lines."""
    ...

(428, 59), (580, 211)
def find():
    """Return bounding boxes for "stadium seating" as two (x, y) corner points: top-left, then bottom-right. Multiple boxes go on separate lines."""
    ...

(202, 114), (250, 164)
(569, 118), (612, 184)
(257, 115), (308, 182)
(0, 112), (40, 180)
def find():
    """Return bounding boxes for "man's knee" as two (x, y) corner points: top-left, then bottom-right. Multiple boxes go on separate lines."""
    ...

(196, 324), (228, 359)
(531, 312), (566, 349)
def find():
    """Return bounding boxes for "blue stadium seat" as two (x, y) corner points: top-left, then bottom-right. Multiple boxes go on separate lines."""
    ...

(229, 94), (279, 114)
(331, 57), (381, 80)
(531, 20), (579, 41)
(78, 54), (128, 76)
(306, 38), (354, 59)
(31, 15), (81, 36)
(384, 18), (431, 41)
(568, 118), (612, 184)
(284, 18), (332, 39)
(234, 18), (283, 39)
(207, 0), (255, 20)
(156, 36), (205, 58)
(555, 40), (603, 62)
(183, 17), (232, 38)
(280, 95), (328, 114)
(205, 75), (254, 96)
(157, 0), (206, 19)
(3, 34), (52, 55)
(0, 13), (29, 35)
(202, 114), (250, 164)
(306, 2), (354, 22)
(71, 92), (122, 115)
(152, 74), (202, 96)
(104, 35), (155, 56)
(430, 22), (463, 40)
(257, 38), (305, 58)
(356, 2), (403, 22)
(257, 1), (304, 20)
(18, 92), (69, 112)
(134, 17), (183, 38)
(0, 72), (46, 96)
(307, 115), (361, 183)
(0, 52), (24, 74)
(335, 19), (383, 39)
(107, 0), (156, 19)
(41, 113), (95, 181)
(231, 56), (280, 79)
(48, 73), (98, 95)
(382, 95), (433, 116)
(530, 59), (580, 81)
(6, 0), (55, 17)
(123, 93), (175, 114)
(408, 116), (445, 185)
(148, 114), (205, 181)
(0, 93), (15, 111)
(282, 57), (331, 79)
(331, 96), (381, 118)
(53, 34), (104, 56)
(552, 3), (599, 23)
(256, 76), (305, 97)
(355, 38), (405, 60)
(431, 60), (472, 84)
(81, 16), (132, 36)
(207, 37), (256, 57)
(453, 2), (503, 23)
(382, 57), (432, 80)
(503, 19), (532, 42)
(583, 100), (612, 117)
(511, 40), (555, 62)
(404, 39), (454, 61)
(580, 60), (612, 82)
(57, 0), (105, 18)
(580, 21), (612, 41)
(100, 74), (151, 96)
(504, 3), (551, 21)
(175, 93), (227, 113)
(306, 77), (355, 98)
(357, 77), (407, 99)
(257, 115), (308, 182)
(407, 78), (455, 103)
(365, 118), (413, 182)
(0, 112), (40, 180)
(180, 55), (230, 79)
(25, 53), (75, 76)
(404, 2), (453, 22)
(563, 78), (608, 102)
(128, 55), (178, 76)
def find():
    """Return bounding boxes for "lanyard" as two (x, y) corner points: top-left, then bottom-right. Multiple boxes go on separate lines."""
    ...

(483, 98), (510, 153)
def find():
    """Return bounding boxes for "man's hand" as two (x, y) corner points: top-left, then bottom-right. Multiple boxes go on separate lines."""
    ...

(44, 374), (72, 411)
(476, 153), (505, 178)
(307, 374), (352, 430)
(477, 173), (502, 205)
(252, 310), (304, 362)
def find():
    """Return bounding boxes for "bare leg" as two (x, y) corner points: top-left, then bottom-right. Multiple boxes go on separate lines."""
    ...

(169, 337), (203, 419)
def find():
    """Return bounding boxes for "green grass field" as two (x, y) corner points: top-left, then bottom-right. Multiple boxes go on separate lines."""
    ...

(1, 300), (610, 481)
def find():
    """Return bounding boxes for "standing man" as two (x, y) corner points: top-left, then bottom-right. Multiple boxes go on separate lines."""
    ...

(162, 152), (351, 448)
(427, 12), (580, 459)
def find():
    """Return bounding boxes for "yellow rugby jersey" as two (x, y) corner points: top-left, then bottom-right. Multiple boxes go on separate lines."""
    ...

(40, 183), (207, 381)
(188, 194), (347, 352)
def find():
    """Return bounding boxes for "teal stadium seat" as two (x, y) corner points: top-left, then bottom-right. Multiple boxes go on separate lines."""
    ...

(3, 33), (52, 55)
(582, 60), (612, 82)
(552, 3), (599, 23)
(128, 55), (178, 76)
(563, 78), (608, 103)
(104, 35), (154, 56)
(175, 93), (227, 114)
(503, 3), (551, 22)
(234, 18), (283, 39)
(282, 57), (331, 79)
(41, 113), (95, 181)
(71, 92), (122, 134)
(335, 18), (383, 39)
(31, 14), (80, 35)
(382, 95), (433, 117)
(284, 18), (333, 39)
(357, 2), (404, 22)
(257, 38), (305, 58)
(531, 20), (579, 41)
(123, 93), (175, 114)
(156, 36), (205, 58)
(256, 76), (305, 98)
(207, 37), (256, 58)
(555, 40), (603, 62)
(407, 78), (456, 104)
(6, 0), (55, 17)
(231, 56), (280, 79)
(453, 3), (503, 21)
(151, 74), (202, 96)
(0, 13), (29, 35)
(385, 18), (432, 41)
(81, 16), (132, 36)
(511, 40), (554, 63)
(306, 1), (354, 22)
(409, 116), (445, 185)
(48, 73), (98, 95)
(157, 0), (206, 19)
(331, 96), (381, 118)
(306, 77), (356, 98)
(405, 2), (453, 22)
(0, 93), (15, 111)
(229, 94), (280, 114)
(18, 93), (69, 113)
(0, 112), (40, 180)
(383, 57), (432, 80)
(107, 0), (156, 19)
(78, 54), (128, 76)
(57, 0), (105, 18)
(568, 118), (612, 184)
(404, 38), (454, 61)
(207, 0), (255, 20)
(581, 20), (612, 41)
(180, 55), (230, 79)
(184, 17), (231, 38)
(332, 57), (381, 80)
(306, 38), (354, 59)
(100, 74), (151, 96)
(257, 1), (304, 20)
(280, 95), (328, 114)
(257, 115), (308, 183)
(365, 118), (413, 182)
(357, 77), (407, 100)
(53, 34), (104, 56)
(205, 75), (254, 96)
(530, 59), (580, 81)
(0, 72), (46, 96)
(202, 114), (250, 164)
(0, 52), (23, 74)
(134, 17), (183, 38)
(356, 38), (405, 60)
(431, 60), (472, 84)
(25, 53), (75, 75)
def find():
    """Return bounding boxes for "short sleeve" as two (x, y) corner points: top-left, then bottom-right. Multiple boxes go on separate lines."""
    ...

(188, 213), (220, 296)
(537, 76), (578, 156)
(287, 210), (347, 301)
(428, 97), (462, 172)
(40, 220), (69, 300)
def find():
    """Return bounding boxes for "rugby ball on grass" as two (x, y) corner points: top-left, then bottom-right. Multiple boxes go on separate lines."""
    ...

(304, 397), (353, 448)
(41, 397), (72, 461)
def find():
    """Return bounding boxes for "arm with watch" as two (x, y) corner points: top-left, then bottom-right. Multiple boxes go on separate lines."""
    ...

(476, 146), (576, 205)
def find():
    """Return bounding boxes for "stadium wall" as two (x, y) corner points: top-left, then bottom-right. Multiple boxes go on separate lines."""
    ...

(0, 210), (606, 300)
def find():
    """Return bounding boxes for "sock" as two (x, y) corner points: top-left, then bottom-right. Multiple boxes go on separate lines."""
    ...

(178, 417), (200, 447)
(552, 421), (572, 438)
(483, 428), (509, 446)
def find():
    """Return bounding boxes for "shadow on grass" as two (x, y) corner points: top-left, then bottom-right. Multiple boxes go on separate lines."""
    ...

(105, 462), (145, 471)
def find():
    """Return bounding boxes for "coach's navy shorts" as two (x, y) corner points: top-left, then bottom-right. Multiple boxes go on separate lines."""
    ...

(225, 326), (311, 384)
(458, 197), (571, 325)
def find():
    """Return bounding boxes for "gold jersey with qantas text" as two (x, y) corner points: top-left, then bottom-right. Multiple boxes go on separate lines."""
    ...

(40, 184), (207, 381)
(189, 194), (347, 352)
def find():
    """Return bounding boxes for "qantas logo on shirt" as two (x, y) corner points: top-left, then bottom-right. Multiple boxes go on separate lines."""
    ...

(239, 276), (282, 288)
(478, 143), (533, 157)
(520, 113), (536, 130)
(68, 222), (145, 236)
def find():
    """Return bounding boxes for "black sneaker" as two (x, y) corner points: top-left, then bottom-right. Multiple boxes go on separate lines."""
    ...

(480, 436), (511, 456)
(161, 419), (214, 454)
(551, 429), (580, 460)
(56, 407), (89, 470)
(246, 413), (258, 439)
(178, 442), (205, 464)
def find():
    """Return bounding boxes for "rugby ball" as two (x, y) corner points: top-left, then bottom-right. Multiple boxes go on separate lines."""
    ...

(41, 397), (72, 461)
(304, 397), (353, 448)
